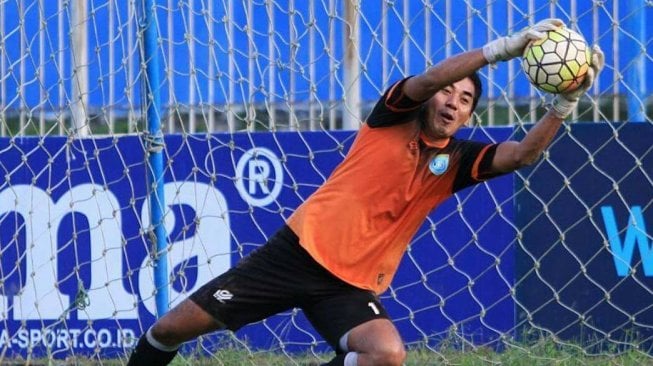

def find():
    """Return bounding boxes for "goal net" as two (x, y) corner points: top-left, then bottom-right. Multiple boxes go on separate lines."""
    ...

(0, 0), (652, 364)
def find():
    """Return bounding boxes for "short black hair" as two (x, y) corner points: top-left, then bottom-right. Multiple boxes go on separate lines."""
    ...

(417, 72), (484, 126)
(468, 71), (483, 113)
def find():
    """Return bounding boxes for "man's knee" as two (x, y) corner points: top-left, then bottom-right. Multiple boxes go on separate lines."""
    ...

(346, 318), (406, 365)
(149, 299), (224, 347)
(149, 319), (183, 347)
(371, 342), (406, 366)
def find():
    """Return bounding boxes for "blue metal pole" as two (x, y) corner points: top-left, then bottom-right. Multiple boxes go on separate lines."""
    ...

(141, 0), (168, 316)
(623, 0), (647, 122)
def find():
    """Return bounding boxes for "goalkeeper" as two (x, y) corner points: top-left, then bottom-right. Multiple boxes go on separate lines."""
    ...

(128, 18), (604, 366)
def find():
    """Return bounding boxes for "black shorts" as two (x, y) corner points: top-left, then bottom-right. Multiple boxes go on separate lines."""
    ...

(189, 225), (389, 350)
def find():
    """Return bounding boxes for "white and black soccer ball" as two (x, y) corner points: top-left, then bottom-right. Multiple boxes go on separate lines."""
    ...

(521, 27), (591, 94)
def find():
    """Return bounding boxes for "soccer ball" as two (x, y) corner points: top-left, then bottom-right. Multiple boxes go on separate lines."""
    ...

(521, 27), (591, 94)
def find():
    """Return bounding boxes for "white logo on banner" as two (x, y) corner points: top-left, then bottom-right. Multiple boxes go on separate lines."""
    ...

(235, 147), (283, 207)
(0, 182), (231, 320)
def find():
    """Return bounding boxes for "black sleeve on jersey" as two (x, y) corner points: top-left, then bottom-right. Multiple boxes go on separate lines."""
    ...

(366, 77), (424, 128)
(453, 141), (505, 192)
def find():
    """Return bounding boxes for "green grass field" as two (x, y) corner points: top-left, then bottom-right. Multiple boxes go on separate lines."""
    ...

(11, 338), (646, 366)
(166, 342), (652, 366)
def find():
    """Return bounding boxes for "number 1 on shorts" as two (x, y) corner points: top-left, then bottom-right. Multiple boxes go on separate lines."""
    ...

(368, 302), (380, 315)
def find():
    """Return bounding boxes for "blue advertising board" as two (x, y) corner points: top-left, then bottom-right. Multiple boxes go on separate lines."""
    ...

(0, 127), (515, 358)
(515, 122), (653, 351)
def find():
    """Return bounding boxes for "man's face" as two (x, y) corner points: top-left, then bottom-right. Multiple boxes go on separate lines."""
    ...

(422, 77), (476, 140)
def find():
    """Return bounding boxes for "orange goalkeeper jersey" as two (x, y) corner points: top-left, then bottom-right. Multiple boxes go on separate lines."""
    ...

(287, 77), (501, 294)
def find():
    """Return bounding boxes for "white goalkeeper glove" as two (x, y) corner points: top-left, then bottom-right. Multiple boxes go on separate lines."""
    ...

(550, 45), (605, 119)
(483, 18), (565, 64)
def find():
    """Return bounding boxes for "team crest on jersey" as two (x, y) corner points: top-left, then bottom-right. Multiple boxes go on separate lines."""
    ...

(429, 154), (449, 175)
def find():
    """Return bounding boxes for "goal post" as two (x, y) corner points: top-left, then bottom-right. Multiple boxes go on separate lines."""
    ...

(0, 0), (652, 364)
(141, 0), (169, 318)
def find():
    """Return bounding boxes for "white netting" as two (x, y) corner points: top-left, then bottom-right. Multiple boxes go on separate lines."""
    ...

(0, 0), (652, 364)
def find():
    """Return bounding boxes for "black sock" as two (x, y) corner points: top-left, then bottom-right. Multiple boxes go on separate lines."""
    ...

(126, 333), (178, 366)
(321, 353), (346, 366)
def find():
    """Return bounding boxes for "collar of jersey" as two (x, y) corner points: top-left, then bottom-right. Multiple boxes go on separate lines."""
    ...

(419, 131), (450, 149)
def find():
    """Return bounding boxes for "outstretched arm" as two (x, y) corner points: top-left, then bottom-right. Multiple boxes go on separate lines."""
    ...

(402, 19), (564, 102)
(491, 45), (606, 173)
(491, 110), (566, 172)
(402, 49), (488, 102)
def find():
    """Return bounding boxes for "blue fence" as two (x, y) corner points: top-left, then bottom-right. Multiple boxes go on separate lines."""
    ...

(1, 1), (650, 110)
